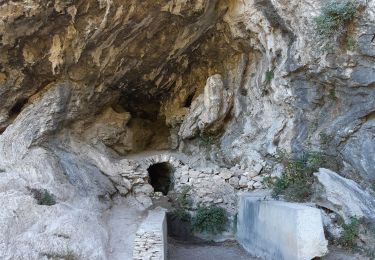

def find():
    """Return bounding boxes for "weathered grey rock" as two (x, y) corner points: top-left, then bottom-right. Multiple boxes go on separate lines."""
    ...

(313, 168), (375, 223)
(179, 74), (233, 139)
(239, 176), (248, 188)
(340, 119), (375, 181)
(321, 210), (343, 240)
(228, 176), (240, 188)
(0, 0), (374, 257)
(247, 180), (255, 190)
(237, 194), (328, 260)
(218, 168), (232, 179)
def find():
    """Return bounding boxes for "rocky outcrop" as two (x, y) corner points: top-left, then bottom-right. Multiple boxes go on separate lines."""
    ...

(0, 0), (375, 258)
(179, 74), (233, 139)
(313, 168), (375, 223)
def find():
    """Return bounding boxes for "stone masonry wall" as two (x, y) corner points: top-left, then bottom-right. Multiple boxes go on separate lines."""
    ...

(131, 152), (281, 214)
(133, 208), (167, 260)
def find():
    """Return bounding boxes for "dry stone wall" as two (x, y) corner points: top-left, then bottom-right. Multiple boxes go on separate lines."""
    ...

(133, 209), (167, 260)
(129, 152), (277, 214)
(0, 0), (375, 258)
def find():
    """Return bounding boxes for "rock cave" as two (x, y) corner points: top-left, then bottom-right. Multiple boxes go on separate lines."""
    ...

(1, 0), (375, 260)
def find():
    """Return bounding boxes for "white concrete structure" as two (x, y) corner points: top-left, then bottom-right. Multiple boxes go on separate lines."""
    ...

(237, 194), (328, 260)
(133, 208), (167, 260)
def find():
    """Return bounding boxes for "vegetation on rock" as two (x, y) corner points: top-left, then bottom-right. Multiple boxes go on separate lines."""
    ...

(192, 206), (228, 235)
(339, 216), (361, 248)
(171, 185), (191, 221)
(270, 150), (322, 202)
(30, 188), (56, 206)
(264, 69), (274, 85)
(315, 0), (357, 45)
(371, 183), (375, 196)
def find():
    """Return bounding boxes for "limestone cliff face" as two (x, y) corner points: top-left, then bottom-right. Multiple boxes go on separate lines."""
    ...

(0, 0), (375, 258)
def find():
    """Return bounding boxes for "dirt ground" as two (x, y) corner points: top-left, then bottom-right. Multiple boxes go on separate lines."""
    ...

(168, 239), (258, 260)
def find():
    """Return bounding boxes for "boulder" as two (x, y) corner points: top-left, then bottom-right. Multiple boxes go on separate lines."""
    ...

(179, 74), (233, 139)
(313, 168), (375, 223)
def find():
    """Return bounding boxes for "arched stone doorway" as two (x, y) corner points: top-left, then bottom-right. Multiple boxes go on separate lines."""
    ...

(147, 162), (174, 195)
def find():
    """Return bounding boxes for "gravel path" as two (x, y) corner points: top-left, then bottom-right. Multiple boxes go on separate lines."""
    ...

(168, 240), (258, 260)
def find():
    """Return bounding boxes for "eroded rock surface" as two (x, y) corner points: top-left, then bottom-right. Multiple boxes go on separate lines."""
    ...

(0, 0), (374, 258)
(179, 74), (233, 139)
(314, 168), (375, 223)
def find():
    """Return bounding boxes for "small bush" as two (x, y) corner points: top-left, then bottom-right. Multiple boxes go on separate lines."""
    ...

(271, 177), (288, 198)
(315, 0), (357, 39)
(199, 132), (217, 147)
(172, 208), (191, 222)
(30, 188), (56, 206)
(43, 251), (77, 260)
(328, 88), (338, 100)
(192, 206), (228, 235)
(271, 150), (322, 201)
(264, 70), (274, 84)
(371, 183), (375, 196)
(262, 176), (274, 188)
(340, 216), (361, 248)
(171, 185), (191, 221)
(319, 132), (332, 145)
(346, 37), (356, 50)
(283, 178), (312, 202)
(176, 185), (191, 208)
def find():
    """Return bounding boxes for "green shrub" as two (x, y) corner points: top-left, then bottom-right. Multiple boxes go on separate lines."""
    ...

(176, 185), (191, 208)
(171, 185), (191, 221)
(371, 183), (375, 196)
(43, 251), (77, 260)
(328, 88), (338, 100)
(340, 216), (361, 248)
(264, 70), (274, 84)
(262, 176), (274, 188)
(199, 131), (218, 147)
(346, 37), (356, 50)
(319, 132), (332, 145)
(271, 177), (288, 198)
(283, 178), (313, 202)
(315, 0), (357, 42)
(30, 188), (56, 206)
(172, 208), (191, 222)
(271, 150), (322, 201)
(192, 206), (228, 235)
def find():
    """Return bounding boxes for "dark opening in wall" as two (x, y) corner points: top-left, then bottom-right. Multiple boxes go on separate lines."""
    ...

(9, 98), (28, 119)
(147, 162), (174, 195)
(183, 93), (195, 108)
(0, 98), (29, 134)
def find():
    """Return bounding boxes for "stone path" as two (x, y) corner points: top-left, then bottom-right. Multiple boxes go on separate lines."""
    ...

(104, 196), (147, 260)
(168, 240), (258, 260)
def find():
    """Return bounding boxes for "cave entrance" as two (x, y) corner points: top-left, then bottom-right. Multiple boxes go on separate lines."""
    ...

(147, 162), (174, 195)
